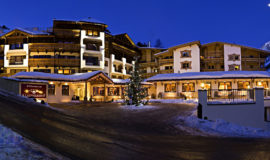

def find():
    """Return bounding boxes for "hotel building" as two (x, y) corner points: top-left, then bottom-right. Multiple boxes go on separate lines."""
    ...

(0, 18), (138, 79)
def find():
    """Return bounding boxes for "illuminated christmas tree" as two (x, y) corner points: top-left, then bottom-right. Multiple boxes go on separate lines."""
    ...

(125, 57), (148, 106)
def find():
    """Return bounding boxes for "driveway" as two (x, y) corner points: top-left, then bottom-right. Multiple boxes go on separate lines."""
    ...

(1, 97), (270, 160)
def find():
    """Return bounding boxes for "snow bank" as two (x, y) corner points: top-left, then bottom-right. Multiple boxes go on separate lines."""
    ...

(0, 123), (68, 159)
(149, 99), (198, 104)
(119, 105), (158, 111)
(177, 108), (270, 138)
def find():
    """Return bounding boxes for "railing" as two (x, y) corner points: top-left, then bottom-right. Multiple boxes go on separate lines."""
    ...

(207, 89), (255, 103)
(160, 69), (174, 74)
(159, 59), (173, 65)
(29, 58), (80, 67)
(9, 62), (23, 65)
(29, 43), (80, 52)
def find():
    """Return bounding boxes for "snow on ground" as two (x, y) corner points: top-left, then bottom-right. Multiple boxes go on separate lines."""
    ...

(177, 107), (270, 138)
(114, 99), (198, 104)
(0, 88), (62, 111)
(149, 99), (198, 104)
(119, 105), (158, 111)
(0, 123), (69, 160)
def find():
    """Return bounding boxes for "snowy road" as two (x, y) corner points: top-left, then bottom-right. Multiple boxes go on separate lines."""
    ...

(1, 94), (270, 160)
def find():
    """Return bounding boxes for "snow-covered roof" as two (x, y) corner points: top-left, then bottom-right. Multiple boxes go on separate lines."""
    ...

(16, 27), (50, 35)
(12, 71), (112, 82)
(2, 77), (48, 83)
(146, 71), (270, 82)
(154, 50), (169, 56)
(112, 79), (130, 84)
(54, 18), (106, 25)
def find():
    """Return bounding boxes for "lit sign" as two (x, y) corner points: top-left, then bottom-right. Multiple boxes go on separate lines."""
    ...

(21, 84), (46, 98)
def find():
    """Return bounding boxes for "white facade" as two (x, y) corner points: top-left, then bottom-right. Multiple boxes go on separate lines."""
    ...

(173, 44), (200, 73)
(224, 44), (241, 71)
(80, 30), (105, 70)
(4, 44), (29, 69)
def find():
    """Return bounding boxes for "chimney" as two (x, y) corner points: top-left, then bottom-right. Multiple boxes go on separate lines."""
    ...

(148, 41), (151, 48)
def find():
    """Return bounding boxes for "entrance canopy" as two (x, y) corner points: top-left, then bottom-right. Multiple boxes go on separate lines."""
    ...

(12, 71), (113, 84)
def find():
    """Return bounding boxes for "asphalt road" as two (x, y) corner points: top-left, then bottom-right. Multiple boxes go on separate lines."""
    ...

(1, 95), (270, 160)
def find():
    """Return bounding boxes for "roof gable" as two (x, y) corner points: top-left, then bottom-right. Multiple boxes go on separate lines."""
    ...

(114, 33), (136, 47)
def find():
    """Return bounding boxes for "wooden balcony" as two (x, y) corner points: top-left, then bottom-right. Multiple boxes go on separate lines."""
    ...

(29, 43), (81, 52)
(159, 59), (173, 65)
(242, 58), (264, 62)
(160, 69), (174, 74)
(29, 58), (80, 67)
(139, 61), (156, 67)
(201, 57), (223, 62)
(141, 72), (157, 78)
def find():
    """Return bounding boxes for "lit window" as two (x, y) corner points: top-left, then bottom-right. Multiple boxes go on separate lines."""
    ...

(218, 82), (232, 90)
(108, 87), (120, 96)
(257, 81), (268, 88)
(238, 81), (250, 89)
(93, 87), (105, 96)
(58, 70), (63, 74)
(164, 83), (176, 92)
(64, 70), (70, 74)
(182, 83), (195, 92)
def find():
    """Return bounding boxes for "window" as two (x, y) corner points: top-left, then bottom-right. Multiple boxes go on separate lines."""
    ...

(218, 82), (232, 90)
(108, 87), (120, 96)
(9, 56), (26, 65)
(182, 83), (195, 92)
(181, 61), (191, 69)
(228, 54), (240, 61)
(48, 84), (55, 95)
(238, 81), (250, 89)
(86, 30), (99, 37)
(165, 66), (173, 70)
(93, 87), (105, 96)
(228, 64), (240, 71)
(181, 50), (191, 58)
(257, 81), (268, 88)
(105, 61), (108, 67)
(62, 85), (69, 96)
(10, 43), (23, 50)
(208, 65), (215, 69)
(164, 83), (176, 92)
(83, 56), (99, 66)
(85, 43), (99, 51)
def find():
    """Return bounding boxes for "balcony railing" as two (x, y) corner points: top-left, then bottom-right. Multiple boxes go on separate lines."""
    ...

(160, 69), (174, 74)
(29, 58), (80, 67)
(29, 43), (80, 52)
(9, 61), (23, 65)
(207, 89), (255, 103)
(159, 59), (173, 65)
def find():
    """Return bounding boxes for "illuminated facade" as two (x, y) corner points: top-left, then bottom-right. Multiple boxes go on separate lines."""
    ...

(0, 18), (138, 79)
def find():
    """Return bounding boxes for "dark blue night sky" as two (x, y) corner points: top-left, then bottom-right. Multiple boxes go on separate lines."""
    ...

(1, 0), (270, 48)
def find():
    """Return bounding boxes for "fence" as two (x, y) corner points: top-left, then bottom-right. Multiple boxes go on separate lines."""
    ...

(207, 89), (255, 103)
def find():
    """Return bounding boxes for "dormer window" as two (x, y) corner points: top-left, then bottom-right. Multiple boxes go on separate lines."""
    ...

(86, 30), (99, 37)
(181, 50), (191, 58)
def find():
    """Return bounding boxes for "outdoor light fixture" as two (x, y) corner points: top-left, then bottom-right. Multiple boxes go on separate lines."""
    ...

(64, 83), (68, 85)
(258, 81), (262, 86)
(49, 82), (54, 85)
(201, 83), (205, 89)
